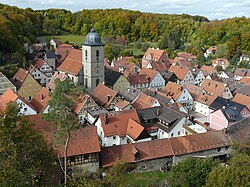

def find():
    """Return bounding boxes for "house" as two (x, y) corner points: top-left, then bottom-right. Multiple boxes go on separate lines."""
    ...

(177, 52), (197, 62)
(205, 46), (217, 56)
(114, 99), (133, 111)
(218, 71), (231, 79)
(127, 73), (149, 90)
(132, 93), (160, 110)
(33, 58), (53, 81)
(201, 65), (216, 77)
(234, 68), (248, 81)
(191, 68), (205, 85)
(142, 48), (170, 71)
(240, 77), (250, 86)
(137, 106), (189, 139)
(95, 109), (151, 147)
(46, 72), (68, 92)
(232, 93), (250, 111)
(44, 51), (56, 70)
(30, 114), (101, 173)
(143, 90), (174, 106)
(208, 97), (250, 130)
(104, 68), (130, 93)
(49, 38), (62, 49)
(139, 68), (165, 89)
(111, 56), (134, 73)
(28, 64), (50, 86)
(101, 130), (231, 170)
(0, 88), (37, 115)
(212, 58), (229, 70)
(194, 91), (216, 116)
(30, 87), (50, 114)
(201, 79), (233, 99)
(162, 81), (193, 110)
(160, 71), (177, 84)
(72, 94), (105, 125)
(12, 68), (42, 101)
(119, 87), (141, 103)
(0, 72), (16, 95)
(168, 66), (195, 86)
(57, 49), (83, 85)
(123, 63), (141, 77)
(239, 54), (250, 63)
(91, 84), (118, 110)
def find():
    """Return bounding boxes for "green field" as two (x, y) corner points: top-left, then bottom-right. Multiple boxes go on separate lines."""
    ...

(124, 171), (169, 186)
(44, 31), (84, 46)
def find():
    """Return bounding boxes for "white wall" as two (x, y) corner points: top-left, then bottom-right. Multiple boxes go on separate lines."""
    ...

(16, 98), (37, 115)
(176, 88), (193, 110)
(149, 72), (165, 90)
(194, 71), (205, 85)
(193, 101), (210, 116)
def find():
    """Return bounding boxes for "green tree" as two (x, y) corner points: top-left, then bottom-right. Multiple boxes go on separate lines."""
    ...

(44, 79), (83, 186)
(167, 157), (219, 187)
(0, 102), (55, 186)
(216, 43), (229, 58)
(158, 34), (168, 50)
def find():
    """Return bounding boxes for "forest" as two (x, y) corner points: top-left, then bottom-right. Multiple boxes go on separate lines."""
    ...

(0, 3), (250, 75)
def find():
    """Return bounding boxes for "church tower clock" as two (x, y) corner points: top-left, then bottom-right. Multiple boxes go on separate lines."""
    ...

(82, 27), (105, 93)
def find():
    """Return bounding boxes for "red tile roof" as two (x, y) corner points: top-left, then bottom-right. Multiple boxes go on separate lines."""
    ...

(34, 58), (46, 69)
(201, 65), (215, 77)
(234, 68), (248, 77)
(30, 87), (50, 113)
(240, 77), (250, 86)
(115, 99), (131, 109)
(112, 56), (134, 67)
(91, 84), (117, 109)
(46, 72), (67, 92)
(127, 73), (149, 85)
(57, 49), (83, 76)
(139, 68), (158, 82)
(12, 68), (29, 89)
(201, 79), (227, 97)
(143, 48), (165, 62)
(232, 93), (250, 110)
(163, 81), (183, 101)
(169, 65), (189, 80)
(177, 52), (197, 60)
(132, 93), (158, 109)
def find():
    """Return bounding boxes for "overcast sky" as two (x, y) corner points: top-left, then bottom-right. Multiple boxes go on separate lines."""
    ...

(1, 0), (250, 20)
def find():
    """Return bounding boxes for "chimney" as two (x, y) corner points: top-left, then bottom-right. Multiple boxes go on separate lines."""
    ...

(107, 95), (111, 102)
(154, 90), (157, 96)
(41, 94), (45, 100)
(156, 109), (160, 116)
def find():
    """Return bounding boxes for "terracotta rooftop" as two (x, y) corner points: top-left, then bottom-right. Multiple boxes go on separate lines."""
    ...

(200, 79), (227, 97)
(34, 58), (46, 69)
(0, 88), (37, 112)
(112, 56), (134, 67)
(240, 77), (250, 86)
(30, 87), (50, 113)
(57, 49), (82, 75)
(91, 84), (117, 109)
(55, 43), (74, 64)
(169, 65), (189, 80)
(232, 93), (250, 111)
(139, 68), (158, 82)
(163, 81), (183, 101)
(127, 73), (149, 85)
(185, 84), (204, 98)
(148, 61), (168, 72)
(194, 91), (217, 106)
(46, 72), (68, 92)
(143, 48), (165, 62)
(99, 109), (146, 139)
(132, 93), (158, 110)
(115, 99), (131, 109)
(102, 130), (230, 167)
(177, 52), (197, 60)
(12, 68), (29, 89)
(201, 65), (215, 77)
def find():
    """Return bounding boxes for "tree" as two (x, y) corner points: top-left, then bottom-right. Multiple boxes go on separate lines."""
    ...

(0, 102), (55, 186)
(158, 34), (168, 50)
(216, 43), (229, 58)
(167, 157), (219, 187)
(44, 79), (83, 186)
(205, 153), (250, 187)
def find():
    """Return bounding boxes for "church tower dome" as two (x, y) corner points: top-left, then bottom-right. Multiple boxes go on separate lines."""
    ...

(83, 28), (104, 46)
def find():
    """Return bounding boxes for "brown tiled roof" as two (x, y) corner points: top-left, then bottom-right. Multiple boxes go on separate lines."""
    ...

(234, 68), (248, 77)
(56, 44), (74, 64)
(139, 68), (158, 82)
(12, 68), (29, 89)
(112, 56), (134, 67)
(212, 58), (228, 66)
(132, 93), (158, 109)
(30, 87), (50, 113)
(169, 65), (189, 80)
(194, 92), (217, 106)
(34, 58), (46, 69)
(127, 73), (149, 85)
(46, 72), (67, 92)
(57, 49), (82, 75)
(72, 94), (90, 114)
(99, 109), (142, 137)
(29, 114), (100, 157)
(177, 52), (197, 60)
(104, 58), (111, 68)
(148, 61), (168, 71)
(163, 81), (183, 101)
(115, 99), (131, 109)
(91, 84), (117, 109)
(201, 79), (227, 97)
(170, 130), (230, 155)
(101, 130), (230, 167)
(58, 127), (100, 157)
(232, 93), (250, 110)
(0, 88), (37, 112)
(143, 48), (165, 61)
(185, 84), (204, 98)
(240, 77), (250, 86)
(201, 65), (215, 77)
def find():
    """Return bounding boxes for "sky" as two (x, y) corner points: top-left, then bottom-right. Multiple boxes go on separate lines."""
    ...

(1, 0), (250, 20)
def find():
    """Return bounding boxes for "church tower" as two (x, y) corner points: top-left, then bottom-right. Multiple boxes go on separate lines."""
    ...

(82, 27), (105, 93)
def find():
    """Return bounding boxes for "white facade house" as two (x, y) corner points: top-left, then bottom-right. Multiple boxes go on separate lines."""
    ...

(218, 71), (230, 79)
(193, 70), (205, 85)
(29, 65), (51, 86)
(149, 72), (165, 89)
(175, 88), (193, 110)
(177, 70), (195, 86)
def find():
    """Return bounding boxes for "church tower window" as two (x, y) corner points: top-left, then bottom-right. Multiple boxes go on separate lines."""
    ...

(85, 50), (88, 61)
(96, 50), (99, 62)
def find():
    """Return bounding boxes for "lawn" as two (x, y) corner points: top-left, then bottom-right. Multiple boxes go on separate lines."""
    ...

(124, 171), (169, 186)
(44, 31), (84, 46)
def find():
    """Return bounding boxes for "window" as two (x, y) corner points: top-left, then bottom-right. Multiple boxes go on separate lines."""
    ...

(178, 131), (180, 135)
(28, 96), (32, 100)
(24, 108), (27, 112)
(171, 133), (174, 137)
(113, 136), (116, 140)
(96, 50), (99, 62)
(85, 78), (88, 88)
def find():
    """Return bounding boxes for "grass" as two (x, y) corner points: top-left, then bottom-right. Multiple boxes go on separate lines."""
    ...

(124, 171), (169, 186)
(44, 31), (84, 46)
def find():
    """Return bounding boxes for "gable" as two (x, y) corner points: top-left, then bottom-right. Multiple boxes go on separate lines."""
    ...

(176, 88), (193, 102)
